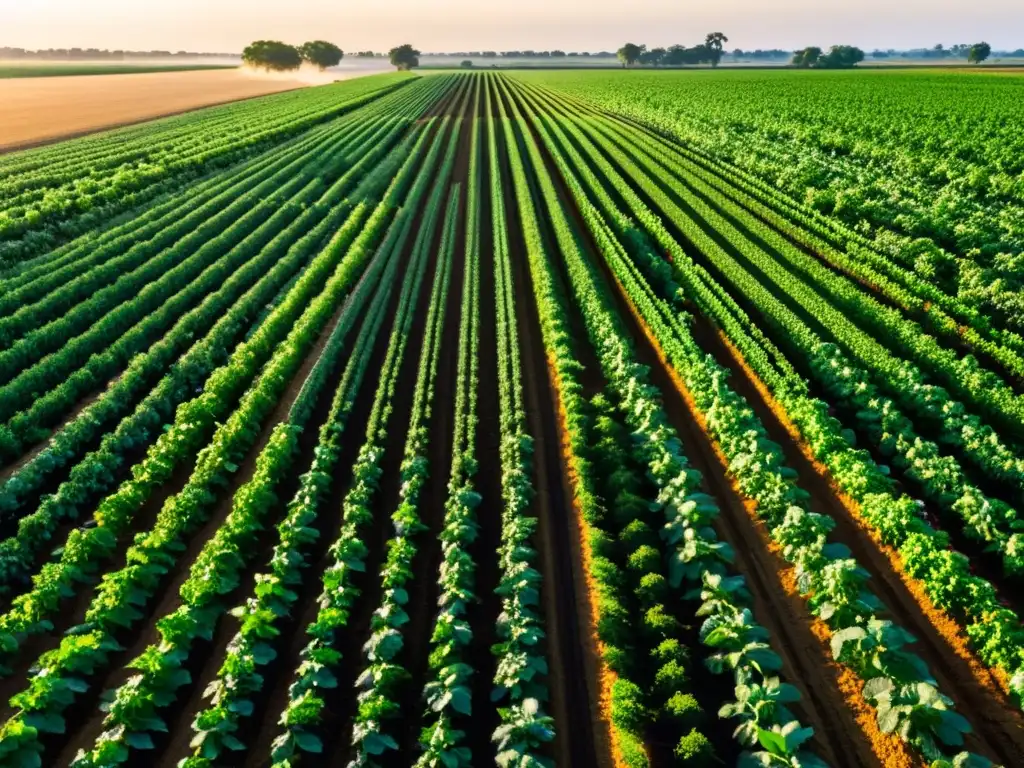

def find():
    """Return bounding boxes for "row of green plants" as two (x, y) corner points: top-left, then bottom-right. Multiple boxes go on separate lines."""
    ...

(0, 74), (417, 266)
(566, 111), (1024, 576)
(181, 108), (464, 767)
(415, 83), (483, 768)
(0, 120), (335, 317)
(589, 396), (725, 766)
(0, 119), (446, 765)
(0, 196), (374, 578)
(67, 150), (439, 768)
(177, 170), (420, 768)
(498, 77), (714, 764)
(0, 75), (447, 293)
(613, 118), (1024, 380)
(503, 76), (993, 765)
(0, 113), (376, 349)
(517, 84), (1024, 715)
(0, 125), (431, 601)
(0, 116), (410, 464)
(0, 122), (441, 692)
(516, 81), (1024, 585)
(267, 118), (462, 766)
(0, 85), (445, 527)
(348, 186), (460, 766)
(0, 107), (394, 414)
(540, 84), (1024, 375)
(518, 80), (1024, 461)
(499, 74), (827, 767)
(595, 116), (1024, 487)
(0, 143), (346, 417)
(512, 71), (1024, 336)
(483, 78), (556, 766)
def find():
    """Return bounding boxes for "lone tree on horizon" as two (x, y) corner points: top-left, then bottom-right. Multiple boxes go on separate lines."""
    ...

(705, 32), (729, 66)
(300, 41), (344, 70)
(242, 40), (302, 71)
(792, 46), (823, 67)
(389, 44), (420, 70)
(968, 42), (992, 63)
(617, 43), (645, 67)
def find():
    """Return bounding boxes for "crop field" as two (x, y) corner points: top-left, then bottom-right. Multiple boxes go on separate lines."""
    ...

(0, 69), (311, 153)
(0, 64), (235, 79)
(0, 68), (1023, 768)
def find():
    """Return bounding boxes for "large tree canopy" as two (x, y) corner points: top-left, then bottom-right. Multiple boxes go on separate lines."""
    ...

(821, 45), (865, 68)
(793, 45), (863, 69)
(792, 46), (823, 67)
(617, 35), (730, 68)
(705, 32), (729, 66)
(389, 44), (420, 71)
(617, 43), (645, 67)
(968, 42), (992, 63)
(300, 41), (343, 70)
(242, 40), (302, 72)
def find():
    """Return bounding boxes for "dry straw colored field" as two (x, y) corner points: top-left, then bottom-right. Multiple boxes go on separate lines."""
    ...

(0, 68), (307, 152)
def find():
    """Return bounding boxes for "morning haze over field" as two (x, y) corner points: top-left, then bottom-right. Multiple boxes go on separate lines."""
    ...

(2, 4), (1024, 768)
(6, 0), (1024, 50)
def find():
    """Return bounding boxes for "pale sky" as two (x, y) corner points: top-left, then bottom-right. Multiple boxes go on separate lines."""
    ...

(2, 0), (1022, 53)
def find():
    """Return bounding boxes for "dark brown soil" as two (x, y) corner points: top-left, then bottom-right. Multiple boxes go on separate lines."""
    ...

(0, 389), (104, 484)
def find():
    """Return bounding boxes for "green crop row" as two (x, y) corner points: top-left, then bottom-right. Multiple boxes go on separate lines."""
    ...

(267, 117), (461, 767)
(511, 77), (1024, 713)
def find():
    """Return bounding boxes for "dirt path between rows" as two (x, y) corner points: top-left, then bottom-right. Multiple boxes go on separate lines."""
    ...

(588, 258), (900, 768)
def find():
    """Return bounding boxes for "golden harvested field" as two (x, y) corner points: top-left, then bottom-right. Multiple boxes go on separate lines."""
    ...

(0, 68), (307, 151)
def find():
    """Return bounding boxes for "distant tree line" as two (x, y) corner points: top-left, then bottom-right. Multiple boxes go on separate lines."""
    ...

(9, 40), (1016, 67)
(0, 47), (234, 60)
(242, 40), (344, 71)
(427, 47), (798, 62)
(616, 33), (731, 67)
(792, 45), (865, 68)
(869, 42), (1011, 61)
(423, 50), (618, 58)
(730, 49), (792, 61)
(792, 40), (996, 67)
